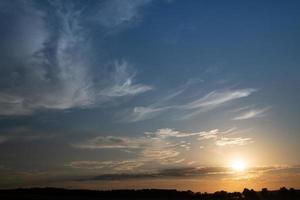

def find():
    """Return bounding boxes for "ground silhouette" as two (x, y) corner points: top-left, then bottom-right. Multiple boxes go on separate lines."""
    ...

(0, 187), (299, 200)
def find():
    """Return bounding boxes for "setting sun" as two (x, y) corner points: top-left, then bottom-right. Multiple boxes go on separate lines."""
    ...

(230, 160), (247, 172)
(0, 0), (300, 197)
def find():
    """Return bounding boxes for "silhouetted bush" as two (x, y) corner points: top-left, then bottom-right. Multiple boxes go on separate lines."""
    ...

(0, 187), (299, 200)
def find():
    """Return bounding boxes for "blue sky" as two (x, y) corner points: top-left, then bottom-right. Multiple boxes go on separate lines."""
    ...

(0, 0), (299, 191)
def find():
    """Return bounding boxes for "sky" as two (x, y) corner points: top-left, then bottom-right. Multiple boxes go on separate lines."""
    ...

(0, 0), (300, 192)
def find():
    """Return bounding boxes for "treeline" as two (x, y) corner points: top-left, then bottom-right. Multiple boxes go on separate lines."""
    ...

(0, 187), (299, 200)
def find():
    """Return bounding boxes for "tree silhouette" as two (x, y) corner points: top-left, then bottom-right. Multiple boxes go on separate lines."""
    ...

(261, 188), (270, 199)
(0, 187), (299, 200)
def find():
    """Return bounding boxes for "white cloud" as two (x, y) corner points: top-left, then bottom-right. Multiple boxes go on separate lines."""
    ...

(2, 3), (94, 112)
(122, 88), (257, 122)
(125, 106), (168, 122)
(145, 128), (253, 147)
(97, 61), (152, 99)
(182, 89), (256, 109)
(145, 128), (240, 143)
(179, 89), (257, 119)
(72, 128), (195, 170)
(74, 127), (247, 151)
(197, 129), (219, 140)
(71, 127), (251, 173)
(146, 128), (200, 138)
(0, 1), (151, 116)
(146, 128), (220, 140)
(215, 137), (253, 146)
(233, 108), (268, 120)
(141, 148), (180, 163)
(119, 80), (196, 122)
(73, 133), (184, 165)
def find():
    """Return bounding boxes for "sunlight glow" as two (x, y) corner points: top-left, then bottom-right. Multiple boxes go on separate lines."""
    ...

(230, 160), (247, 172)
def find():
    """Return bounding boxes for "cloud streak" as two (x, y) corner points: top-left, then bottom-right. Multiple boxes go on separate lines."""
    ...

(0, 1), (152, 116)
(233, 108), (268, 120)
(71, 127), (253, 173)
(97, 61), (152, 100)
(122, 88), (257, 122)
(179, 88), (257, 119)
(215, 137), (253, 146)
(73, 165), (299, 181)
(88, 167), (230, 181)
(182, 89), (256, 110)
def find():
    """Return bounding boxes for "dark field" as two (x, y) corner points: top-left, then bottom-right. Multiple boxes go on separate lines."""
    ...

(0, 187), (299, 200)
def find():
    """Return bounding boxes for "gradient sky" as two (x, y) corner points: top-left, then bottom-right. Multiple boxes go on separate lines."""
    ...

(0, 0), (300, 192)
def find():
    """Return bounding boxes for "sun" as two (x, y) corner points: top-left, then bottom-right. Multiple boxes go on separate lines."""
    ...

(230, 160), (247, 172)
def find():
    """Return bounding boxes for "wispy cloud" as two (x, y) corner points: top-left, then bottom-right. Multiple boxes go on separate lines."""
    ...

(119, 79), (197, 122)
(97, 61), (153, 100)
(179, 88), (257, 119)
(122, 88), (257, 122)
(123, 106), (169, 122)
(233, 108), (268, 120)
(72, 134), (185, 168)
(146, 128), (249, 146)
(71, 127), (253, 173)
(0, 1), (152, 116)
(146, 128), (202, 138)
(197, 129), (219, 140)
(182, 89), (256, 110)
(146, 128), (220, 140)
(215, 137), (253, 146)
(71, 128), (198, 170)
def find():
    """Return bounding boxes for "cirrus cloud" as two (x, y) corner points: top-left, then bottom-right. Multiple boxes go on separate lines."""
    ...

(121, 88), (257, 122)
(215, 137), (253, 146)
(233, 108), (268, 120)
(0, 0), (152, 116)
